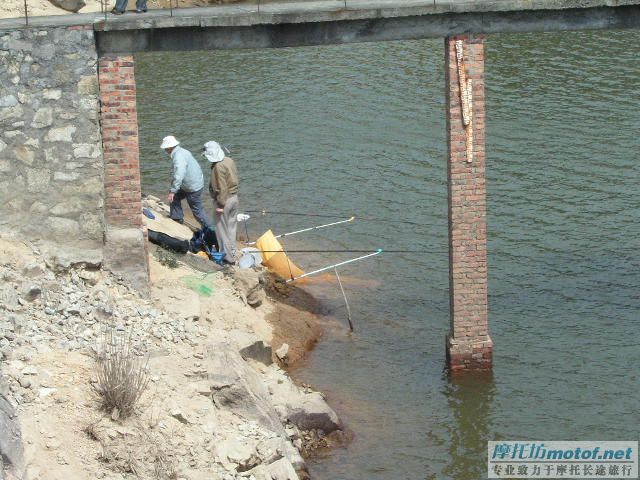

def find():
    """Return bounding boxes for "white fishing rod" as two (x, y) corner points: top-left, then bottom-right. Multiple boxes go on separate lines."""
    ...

(286, 249), (383, 283)
(246, 216), (355, 246)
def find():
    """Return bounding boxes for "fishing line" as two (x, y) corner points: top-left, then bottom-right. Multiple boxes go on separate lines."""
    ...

(253, 249), (448, 254)
(244, 209), (440, 227)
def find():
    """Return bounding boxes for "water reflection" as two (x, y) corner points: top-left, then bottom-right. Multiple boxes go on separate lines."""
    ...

(135, 29), (640, 480)
(442, 372), (496, 480)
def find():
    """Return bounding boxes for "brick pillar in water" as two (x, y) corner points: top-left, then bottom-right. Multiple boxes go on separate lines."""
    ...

(98, 55), (149, 290)
(444, 35), (493, 371)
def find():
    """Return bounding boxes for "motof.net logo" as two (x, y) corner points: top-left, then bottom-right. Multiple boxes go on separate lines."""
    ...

(488, 441), (638, 478)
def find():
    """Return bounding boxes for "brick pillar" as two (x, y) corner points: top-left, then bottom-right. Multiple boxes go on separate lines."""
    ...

(98, 55), (149, 290)
(445, 35), (493, 371)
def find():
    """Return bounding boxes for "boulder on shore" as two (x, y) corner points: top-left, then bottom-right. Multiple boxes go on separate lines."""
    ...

(264, 366), (342, 434)
(233, 268), (267, 307)
(47, 0), (86, 13)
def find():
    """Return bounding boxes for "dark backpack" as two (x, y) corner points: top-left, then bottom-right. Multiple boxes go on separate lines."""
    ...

(189, 227), (219, 255)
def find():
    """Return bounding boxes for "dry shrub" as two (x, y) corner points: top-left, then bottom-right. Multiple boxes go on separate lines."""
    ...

(83, 420), (100, 441)
(85, 418), (179, 479)
(93, 325), (150, 419)
(153, 451), (179, 480)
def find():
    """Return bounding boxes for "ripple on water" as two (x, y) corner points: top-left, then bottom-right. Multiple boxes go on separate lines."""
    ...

(136, 29), (640, 480)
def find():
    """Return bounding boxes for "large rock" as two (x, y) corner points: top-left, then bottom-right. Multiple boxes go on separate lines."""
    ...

(47, 217), (79, 237)
(264, 367), (342, 434)
(0, 96), (17, 108)
(0, 376), (25, 479)
(204, 342), (305, 471)
(246, 457), (299, 480)
(104, 228), (148, 292)
(205, 342), (283, 434)
(229, 330), (273, 366)
(45, 125), (76, 143)
(287, 392), (341, 434)
(13, 146), (35, 166)
(47, 0), (86, 12)
(26, 168), (51, 193)
(31, 108), (53, 129)
(215, 435), (261, 472)
(41, 242), (103, 271)
(233, 269), (266, 307)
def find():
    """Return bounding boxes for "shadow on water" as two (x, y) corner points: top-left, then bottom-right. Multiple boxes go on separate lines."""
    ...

(441, 372), (496, 480)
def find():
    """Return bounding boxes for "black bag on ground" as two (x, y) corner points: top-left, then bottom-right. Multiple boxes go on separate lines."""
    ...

(189, 227), (219, 254)
(148, 230), (190, 254)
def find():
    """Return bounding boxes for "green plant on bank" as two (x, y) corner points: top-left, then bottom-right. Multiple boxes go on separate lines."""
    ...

(154, 248), (179, 269)
(93, 324), (151, 420)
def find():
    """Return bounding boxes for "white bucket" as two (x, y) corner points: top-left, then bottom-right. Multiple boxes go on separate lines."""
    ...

(238, 247), (263, 269)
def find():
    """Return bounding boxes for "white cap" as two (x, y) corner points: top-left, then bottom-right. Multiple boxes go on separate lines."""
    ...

(202, 141), (225, 163)
(160, 135), (180, 149)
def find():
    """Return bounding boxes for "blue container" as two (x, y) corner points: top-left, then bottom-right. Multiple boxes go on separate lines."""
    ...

(210, 251), (226, 265)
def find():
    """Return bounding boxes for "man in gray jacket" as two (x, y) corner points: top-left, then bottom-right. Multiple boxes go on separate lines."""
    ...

(161, 135), (212, 230)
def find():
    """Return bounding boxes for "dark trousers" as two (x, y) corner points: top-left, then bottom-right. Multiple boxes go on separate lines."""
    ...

(169, 188), (212, 230)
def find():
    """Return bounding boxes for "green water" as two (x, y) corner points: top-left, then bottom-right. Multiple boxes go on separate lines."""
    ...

(136, 29), (640, 479)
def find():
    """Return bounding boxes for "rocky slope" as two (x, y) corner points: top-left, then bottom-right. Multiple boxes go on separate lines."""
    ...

(0, 227), (343, 480)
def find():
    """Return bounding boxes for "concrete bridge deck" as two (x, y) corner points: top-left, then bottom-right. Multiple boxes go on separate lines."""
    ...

(1, 0), (640, 53)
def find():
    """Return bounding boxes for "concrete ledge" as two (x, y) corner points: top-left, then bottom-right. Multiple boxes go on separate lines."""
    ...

(446, 335), (493, 372)
(104, 227), (149, 293)
(89, 0), (640, 31)
(93, 4), (640, 54)
(1, 0), (639, 34)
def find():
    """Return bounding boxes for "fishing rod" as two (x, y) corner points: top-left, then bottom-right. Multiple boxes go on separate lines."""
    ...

(246, 216), (355, 246)
(286, 249), (383, 283)
(245, 209), (436, 227)
(334, 267), (353, 332)
(257, 249), (446, 254)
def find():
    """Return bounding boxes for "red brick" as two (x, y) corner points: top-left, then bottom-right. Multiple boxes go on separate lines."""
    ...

(445, 35), (492, 371)
(98, 55), (143, 230)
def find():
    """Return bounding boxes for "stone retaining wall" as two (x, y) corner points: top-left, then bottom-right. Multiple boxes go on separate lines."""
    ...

(0, 26), (104, 267)
(0, 26), (148, 290)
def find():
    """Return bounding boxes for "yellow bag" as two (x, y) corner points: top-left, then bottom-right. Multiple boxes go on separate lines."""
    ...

(255, 230), (305, 281)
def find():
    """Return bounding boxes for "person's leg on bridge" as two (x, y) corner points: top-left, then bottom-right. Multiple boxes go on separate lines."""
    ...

(135, 0), (148, 12)
(112, 0), (128, 13)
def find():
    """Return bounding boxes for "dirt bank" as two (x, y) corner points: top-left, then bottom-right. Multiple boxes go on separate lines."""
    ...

(263, 278), (323, 366)
(0, 199), (342, 480)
